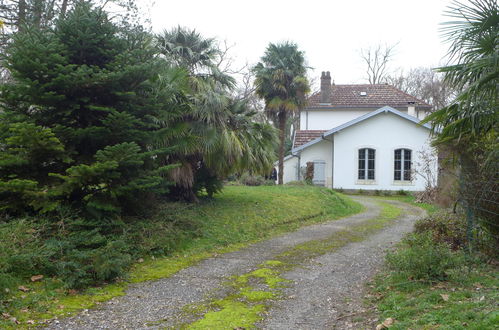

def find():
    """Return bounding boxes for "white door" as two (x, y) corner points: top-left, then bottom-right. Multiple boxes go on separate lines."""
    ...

(313, 160), (326, 186)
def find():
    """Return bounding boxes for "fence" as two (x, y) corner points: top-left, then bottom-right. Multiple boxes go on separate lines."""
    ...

(457, 164), (499, 253)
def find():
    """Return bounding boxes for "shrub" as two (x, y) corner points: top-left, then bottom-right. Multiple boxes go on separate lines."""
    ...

(239, 173), (266, 186)
(374, 189), (381, 196)
(0, 215), (135, 290)
(383, 190), (392, 196)
(398, 189), (408, 196)
(358, 189), (365, 195)
(386, 232), (466, 282)
(414, 210), (468, 250)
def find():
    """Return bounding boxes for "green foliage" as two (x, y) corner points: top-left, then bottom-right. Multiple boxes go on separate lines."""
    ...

(253, 42), (310, 184)
(372, 258), (498, 329)
(414, 210), (468, 250)
(424, 1), (498, 246)
(155, 28), (278, 200)
(239, 173), (269, 186)
(372, 210), (498, 329)
(0, 123), (67, 214)
(426, 0), (498, 143)
(0, 3), (184, 217)
(386, 232), (466, 282)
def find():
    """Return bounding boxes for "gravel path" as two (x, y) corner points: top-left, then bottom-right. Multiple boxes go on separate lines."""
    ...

(45, 197), (425, 329)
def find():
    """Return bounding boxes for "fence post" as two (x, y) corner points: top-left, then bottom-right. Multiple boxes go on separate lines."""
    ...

(465, 205), (474, 254)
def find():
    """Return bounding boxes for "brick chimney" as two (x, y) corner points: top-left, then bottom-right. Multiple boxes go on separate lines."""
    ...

(320, 71), (332, 104)
(407, 101), (416, 118)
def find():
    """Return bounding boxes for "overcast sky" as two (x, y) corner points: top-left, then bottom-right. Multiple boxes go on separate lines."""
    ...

(147, 0), (454, 89)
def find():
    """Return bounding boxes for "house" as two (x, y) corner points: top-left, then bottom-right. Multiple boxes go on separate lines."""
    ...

(278, 71), (438, 191)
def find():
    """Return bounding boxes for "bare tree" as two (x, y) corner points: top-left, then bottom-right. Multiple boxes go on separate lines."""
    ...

(360, 43), (397, 84)
(386, 67), (457, 110)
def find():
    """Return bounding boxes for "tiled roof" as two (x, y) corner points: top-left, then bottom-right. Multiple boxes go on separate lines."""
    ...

(294, 130), (327, 148)
(307, 84), (432, 109)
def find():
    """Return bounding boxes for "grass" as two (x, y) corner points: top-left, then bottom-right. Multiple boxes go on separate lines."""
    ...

(0, 185), (362, 328)
(368, 205), (498, 329)
(369, 259), (498, 329)
(363, 193), (440, 214)
(173, 201), (403, 329)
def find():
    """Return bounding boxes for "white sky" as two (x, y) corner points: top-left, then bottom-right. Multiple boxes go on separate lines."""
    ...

(148, 0), (454, 89)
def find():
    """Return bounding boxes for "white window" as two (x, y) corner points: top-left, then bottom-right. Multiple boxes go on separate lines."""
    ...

(358, 148), (375, 180)
(394, 149), (412, 181)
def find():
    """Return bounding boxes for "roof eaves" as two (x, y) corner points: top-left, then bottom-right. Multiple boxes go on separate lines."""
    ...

(292, 106), (432, 153)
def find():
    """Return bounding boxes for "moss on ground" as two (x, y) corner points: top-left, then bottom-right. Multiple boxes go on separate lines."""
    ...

(187, 300), (265, 330)
(175, 201), (403, 329)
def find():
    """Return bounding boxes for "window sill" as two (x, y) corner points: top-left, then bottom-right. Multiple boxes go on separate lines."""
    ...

(356, 180), (377, 185)
(392, 181), (414, 186)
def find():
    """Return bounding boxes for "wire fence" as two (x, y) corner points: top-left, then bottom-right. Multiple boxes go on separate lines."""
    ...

(457, 164), (499, 253)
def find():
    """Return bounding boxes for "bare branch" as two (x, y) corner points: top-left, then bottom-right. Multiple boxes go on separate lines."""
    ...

(360, 43), (397, 84)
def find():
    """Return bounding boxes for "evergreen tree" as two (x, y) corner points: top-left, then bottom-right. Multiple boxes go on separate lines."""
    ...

(0, 3), (185, 217)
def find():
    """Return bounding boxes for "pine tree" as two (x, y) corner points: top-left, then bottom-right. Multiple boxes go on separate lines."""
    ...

(0, 3), (185, 217)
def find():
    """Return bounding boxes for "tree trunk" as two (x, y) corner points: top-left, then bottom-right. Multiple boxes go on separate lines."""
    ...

(33, 0), (43, 27)
(18, 0), (26, 31)
(277, 110), (286, 185)
(60, 0), (69, 19)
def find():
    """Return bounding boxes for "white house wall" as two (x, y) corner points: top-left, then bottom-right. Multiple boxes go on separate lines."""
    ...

(279, 156), (299, 184)
(300, 108), (411, 130)
(281, 140), (333, 187)
(333, 111), (436, 191)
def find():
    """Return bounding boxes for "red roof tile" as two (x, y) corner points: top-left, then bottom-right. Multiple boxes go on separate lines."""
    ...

(307, 84), (432, 109)
(294, 130), (327, 148)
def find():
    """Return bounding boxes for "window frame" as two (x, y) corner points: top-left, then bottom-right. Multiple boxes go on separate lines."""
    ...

(393, 148), (413, 183)
(356, 147), (376, 184)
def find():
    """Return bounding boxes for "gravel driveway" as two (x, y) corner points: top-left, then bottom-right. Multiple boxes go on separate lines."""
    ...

(45, 196), (425, 329)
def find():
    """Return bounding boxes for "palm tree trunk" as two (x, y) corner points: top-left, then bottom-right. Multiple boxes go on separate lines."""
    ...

(277, 110), (286, 185)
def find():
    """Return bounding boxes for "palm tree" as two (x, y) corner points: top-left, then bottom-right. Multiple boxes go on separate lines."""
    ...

(253, 42), (310, 184)
(424, 0), (498, 241)
(425, 0), (498, 143)
(154, 28), (277, 200)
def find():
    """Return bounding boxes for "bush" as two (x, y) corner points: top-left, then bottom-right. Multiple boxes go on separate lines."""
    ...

(383, 190), (392, 196)
(386, 232), (466, 282)
(414, 209), (468, 250)
(398, 189), (408, 196)
(415, 209), (498, 257)
(0, 215), (135, 290)
(239, 173), (266, 186)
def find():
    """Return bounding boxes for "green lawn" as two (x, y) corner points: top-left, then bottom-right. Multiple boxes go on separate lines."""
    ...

(0, 185), (362, 328)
